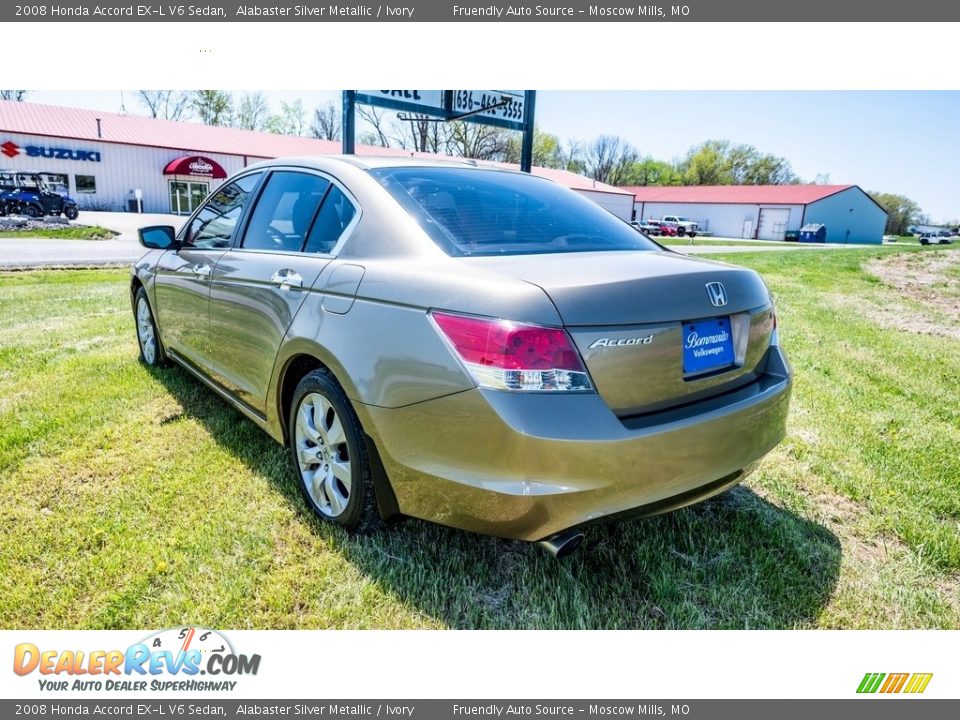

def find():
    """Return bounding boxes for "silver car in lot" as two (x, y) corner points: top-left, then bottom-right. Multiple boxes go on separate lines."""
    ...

(132, 157), (792, 557)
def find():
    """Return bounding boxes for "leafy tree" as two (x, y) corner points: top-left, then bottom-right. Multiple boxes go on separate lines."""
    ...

(310, 101), (341, 141)
(264, 100), (307, 136)
(236, 92), (270, 131)
(679, 140), (729, 185)
(627, 157), (682, 186)
(503, 127), (565, 168)
(192, 90), (233, 126)
(0, 90), (28, 102)
(678, 140), (798, 185)
(137, 91), (191, 121)
(869, 191), (921, 235)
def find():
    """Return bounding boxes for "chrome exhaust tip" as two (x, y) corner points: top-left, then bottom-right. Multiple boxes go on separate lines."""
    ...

(537, 529), (585, 559)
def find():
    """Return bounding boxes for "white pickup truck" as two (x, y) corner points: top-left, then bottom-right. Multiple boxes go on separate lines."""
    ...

(661, 215), (699, 237)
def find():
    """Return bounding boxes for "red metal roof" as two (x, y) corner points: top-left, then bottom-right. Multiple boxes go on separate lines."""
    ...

(0, 100), (631, 196)
(623, 184), (857, 205)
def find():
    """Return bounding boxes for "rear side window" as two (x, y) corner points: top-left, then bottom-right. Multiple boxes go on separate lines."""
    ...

(304, 185), (357, 254)
(242, 171), (330, 252)
(371, 167), (659, 257)
(185, 173), (262, 249)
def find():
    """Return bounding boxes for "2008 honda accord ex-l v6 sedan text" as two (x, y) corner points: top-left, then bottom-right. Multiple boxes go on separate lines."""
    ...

(131, 157), (792, 558)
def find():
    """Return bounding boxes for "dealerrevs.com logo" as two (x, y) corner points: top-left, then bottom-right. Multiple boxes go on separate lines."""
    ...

(13, 627), (260, 692)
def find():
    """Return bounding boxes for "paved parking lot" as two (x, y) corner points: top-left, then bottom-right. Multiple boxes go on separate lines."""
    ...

(0, 211), (184, 268)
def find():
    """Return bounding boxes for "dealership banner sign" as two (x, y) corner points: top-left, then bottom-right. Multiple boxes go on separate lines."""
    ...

(3, 1), (959, 22)
(1, 139), (101, 162)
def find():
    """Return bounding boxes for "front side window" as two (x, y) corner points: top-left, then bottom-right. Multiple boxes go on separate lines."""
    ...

(372, 167), (660, 257)
(184, 173), (262, 249)
(75, 175), (96, 193)
(242, 171), (330, 253)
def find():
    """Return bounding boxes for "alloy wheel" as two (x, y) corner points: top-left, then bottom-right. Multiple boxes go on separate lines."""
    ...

(294, 392), (352, 517)
(136, 297), (157, 365)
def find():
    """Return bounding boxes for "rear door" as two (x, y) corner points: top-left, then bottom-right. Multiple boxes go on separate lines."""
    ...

(153, 173), (263, 371)
(207, 168), (359, 413)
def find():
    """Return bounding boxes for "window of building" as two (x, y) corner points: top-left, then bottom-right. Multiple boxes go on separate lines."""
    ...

(75, 175), (97, 193)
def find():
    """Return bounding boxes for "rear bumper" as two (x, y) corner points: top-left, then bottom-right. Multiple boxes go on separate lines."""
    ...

(358, 345), (792, 541)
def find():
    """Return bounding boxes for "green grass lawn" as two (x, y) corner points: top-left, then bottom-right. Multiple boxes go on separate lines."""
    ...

(0, 226), (119, 240)
(0, 249), (958, 629)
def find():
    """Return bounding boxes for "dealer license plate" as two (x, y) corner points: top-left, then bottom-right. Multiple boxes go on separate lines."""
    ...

(682, 317), (735, 374)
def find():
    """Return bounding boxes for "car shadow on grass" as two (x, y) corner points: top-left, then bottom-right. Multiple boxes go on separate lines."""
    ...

(152, 364), (841, 630)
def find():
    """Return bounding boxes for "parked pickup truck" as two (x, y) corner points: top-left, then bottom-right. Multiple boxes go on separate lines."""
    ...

(661, 215), (699, 237)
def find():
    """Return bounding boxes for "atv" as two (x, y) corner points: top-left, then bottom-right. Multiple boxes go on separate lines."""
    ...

(0, 171), (79, 220)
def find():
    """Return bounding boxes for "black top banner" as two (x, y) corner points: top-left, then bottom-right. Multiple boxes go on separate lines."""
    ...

(4, 0), (960, 22)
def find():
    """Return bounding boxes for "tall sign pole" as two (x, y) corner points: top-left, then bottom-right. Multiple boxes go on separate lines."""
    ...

(520, 90), (537, 173)
(342, 90), (356, 155)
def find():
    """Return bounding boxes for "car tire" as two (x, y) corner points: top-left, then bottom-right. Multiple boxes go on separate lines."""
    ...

(22, 205), (40, 218)
(288, 368), (382, 534)
(65, 206), (79, 220)
(134, 287), (167, 367)
(677, 227), (686, 237)
(920, 238), (929, 245)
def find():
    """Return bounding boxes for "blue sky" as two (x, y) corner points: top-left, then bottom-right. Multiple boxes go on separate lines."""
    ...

(25, 90), (960, 221)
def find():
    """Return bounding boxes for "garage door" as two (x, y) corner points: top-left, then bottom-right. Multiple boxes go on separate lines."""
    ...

(757, 208), (790, 240)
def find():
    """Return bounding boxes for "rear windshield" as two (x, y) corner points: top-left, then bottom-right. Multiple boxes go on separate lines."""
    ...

(370, 167), (659, 257)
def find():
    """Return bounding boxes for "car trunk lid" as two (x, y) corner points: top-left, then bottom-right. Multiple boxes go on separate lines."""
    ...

(465, 250), (775, 415)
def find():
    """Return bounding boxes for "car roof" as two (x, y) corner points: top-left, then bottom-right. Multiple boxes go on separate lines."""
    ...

(243, 154), (532, 176)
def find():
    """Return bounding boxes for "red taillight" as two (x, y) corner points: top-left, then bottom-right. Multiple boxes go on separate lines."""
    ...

(431, 311), (592, 392)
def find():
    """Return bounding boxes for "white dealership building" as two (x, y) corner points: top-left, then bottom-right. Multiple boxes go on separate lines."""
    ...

(0, 100), (634, 219)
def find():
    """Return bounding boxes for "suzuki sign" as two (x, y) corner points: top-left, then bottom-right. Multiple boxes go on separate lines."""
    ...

(0, 139), (102, 162)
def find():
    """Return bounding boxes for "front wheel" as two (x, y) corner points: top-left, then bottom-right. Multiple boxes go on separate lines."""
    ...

(134, 287), (167, 367)
(289, 369), (381, 533)
(64, 206), (79, 220)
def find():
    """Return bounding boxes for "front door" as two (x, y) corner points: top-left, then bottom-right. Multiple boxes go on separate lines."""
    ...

(153, 173), (263, 371)
(208, 169), (358, 413)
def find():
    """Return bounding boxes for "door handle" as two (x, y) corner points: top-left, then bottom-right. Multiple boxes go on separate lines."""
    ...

(271, 269), (303, 289)
(191, 263), (212, 278)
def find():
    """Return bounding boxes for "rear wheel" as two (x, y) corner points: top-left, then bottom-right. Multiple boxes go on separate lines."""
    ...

(22, 204), (40, 218)
(289, 369), (381, 533)
(677, 227), (686, 236)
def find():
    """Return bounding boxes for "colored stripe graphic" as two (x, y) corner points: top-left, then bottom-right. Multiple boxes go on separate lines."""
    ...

(904, 673), (933, 694)
(880, 673), (909, 693)
(857, 672), (932, 694)
(857, 673), (885, 693)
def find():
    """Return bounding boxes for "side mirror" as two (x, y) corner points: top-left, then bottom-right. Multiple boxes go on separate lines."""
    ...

(138, 225), (179, 250)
